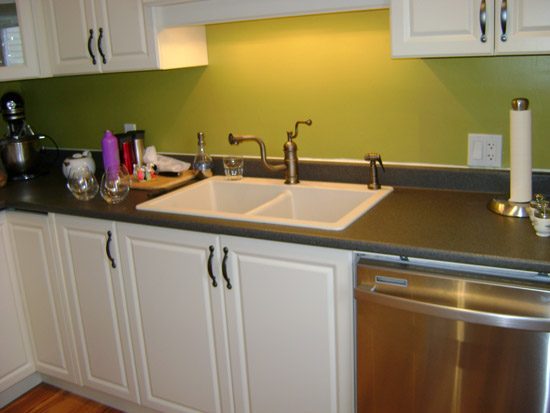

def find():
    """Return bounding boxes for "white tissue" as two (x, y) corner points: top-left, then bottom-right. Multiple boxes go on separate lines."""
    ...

(509, 109), (532, 203)
(143, 146), (191, 173)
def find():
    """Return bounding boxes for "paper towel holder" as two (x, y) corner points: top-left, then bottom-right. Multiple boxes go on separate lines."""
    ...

(488, 97), (531, 218)
(488, 198), (529, 218)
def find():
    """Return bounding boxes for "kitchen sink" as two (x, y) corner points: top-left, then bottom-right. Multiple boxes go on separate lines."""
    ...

(136, 177), (393, 230)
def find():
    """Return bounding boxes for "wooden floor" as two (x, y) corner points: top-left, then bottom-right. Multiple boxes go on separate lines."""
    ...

(0, 383), (122, 413)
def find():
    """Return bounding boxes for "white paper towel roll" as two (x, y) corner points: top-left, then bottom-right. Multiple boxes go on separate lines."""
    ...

(509, 100), (532, 203)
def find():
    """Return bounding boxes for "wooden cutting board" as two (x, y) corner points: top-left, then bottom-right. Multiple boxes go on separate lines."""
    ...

(130, 170), (196, 190)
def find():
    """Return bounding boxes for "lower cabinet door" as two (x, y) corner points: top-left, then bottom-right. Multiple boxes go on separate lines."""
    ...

(53, 214), (139, 403)
(7, 211), (79, 384)
(0, 213), (35, 393)
(118, 223), (231, 413)
(220, 235), (354, 413)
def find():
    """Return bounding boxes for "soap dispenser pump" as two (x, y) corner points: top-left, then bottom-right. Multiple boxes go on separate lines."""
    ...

(193, 132), (213, 179)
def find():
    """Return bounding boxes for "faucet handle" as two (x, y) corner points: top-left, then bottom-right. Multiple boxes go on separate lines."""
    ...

(287, 119), (312, 141)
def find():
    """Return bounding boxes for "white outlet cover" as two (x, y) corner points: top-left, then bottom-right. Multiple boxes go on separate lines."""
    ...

(124, 123), (137, 132)
(468, 134), (502, 168)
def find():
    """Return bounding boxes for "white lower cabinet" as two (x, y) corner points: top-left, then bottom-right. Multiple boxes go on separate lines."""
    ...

(7, 212), (80, 384)
(118, 223), (230, 413)
(3, 211), (353, 413)
(221, 235), (353, 413)
(118, 222), (354, 413)
(52, 214), (139, 403)
(0, 212), (35, 393)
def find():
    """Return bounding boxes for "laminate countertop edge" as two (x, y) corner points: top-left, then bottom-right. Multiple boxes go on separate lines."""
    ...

(1, 172), (549, 275)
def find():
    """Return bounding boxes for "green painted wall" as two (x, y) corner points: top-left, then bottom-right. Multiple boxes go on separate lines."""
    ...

(10, 9), (550, 167)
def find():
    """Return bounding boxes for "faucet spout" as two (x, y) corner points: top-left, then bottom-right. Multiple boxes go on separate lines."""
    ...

(228, 119), (311, 185)
(228, 134), (285, 173)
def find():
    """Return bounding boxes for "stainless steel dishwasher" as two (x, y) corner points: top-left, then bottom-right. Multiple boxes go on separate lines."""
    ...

(355, 254), (550, 413)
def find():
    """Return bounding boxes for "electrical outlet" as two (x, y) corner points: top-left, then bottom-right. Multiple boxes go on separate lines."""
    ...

(123, 123), (137, 132)
(468, 134), (502, 168)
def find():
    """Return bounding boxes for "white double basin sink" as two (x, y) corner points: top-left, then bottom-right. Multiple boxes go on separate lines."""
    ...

(137, 176), (393, 230)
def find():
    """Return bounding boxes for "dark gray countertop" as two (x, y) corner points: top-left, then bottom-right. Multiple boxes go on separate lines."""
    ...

(1, 170), (549, 274)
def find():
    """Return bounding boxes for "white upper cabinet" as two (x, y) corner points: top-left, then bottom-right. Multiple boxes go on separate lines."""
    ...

(43, 0), (153, 75)
(391, 0), (494, 57)
(145, 0), (389, 26)
(42, 0), (207, 76)
(0, 1), (47, 81)
(495, 0), (550, 54)
(391, 0), (550, 57)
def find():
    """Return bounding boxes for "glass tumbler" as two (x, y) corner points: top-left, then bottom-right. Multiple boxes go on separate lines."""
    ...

(100, 165), (131, 204)
(223, 156), (244, 180)
(66, 165), (99, 201)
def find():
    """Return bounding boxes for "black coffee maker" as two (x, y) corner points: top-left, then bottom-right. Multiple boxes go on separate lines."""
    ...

(0, 92), (58, 180)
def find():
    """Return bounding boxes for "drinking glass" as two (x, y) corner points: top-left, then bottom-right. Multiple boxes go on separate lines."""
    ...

(100, 165), (131, 204)
(223, 156), (244, 180)
(66, 165), (99, 201)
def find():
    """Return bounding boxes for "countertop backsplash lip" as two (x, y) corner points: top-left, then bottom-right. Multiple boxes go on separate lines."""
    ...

(50, 148), (550, 194)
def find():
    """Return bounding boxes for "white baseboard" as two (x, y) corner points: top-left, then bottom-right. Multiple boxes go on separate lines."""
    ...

(42, 375), (157, 413)
(0, 372), (42, 408)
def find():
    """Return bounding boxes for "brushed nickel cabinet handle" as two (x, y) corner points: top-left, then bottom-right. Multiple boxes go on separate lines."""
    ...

(479, 0), (487, 43)
(500, 0), (508, 42)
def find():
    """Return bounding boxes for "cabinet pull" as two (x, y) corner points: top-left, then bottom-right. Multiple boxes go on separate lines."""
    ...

(221, 247), (232, 289)
(97, 27), (107, 64)
(207, 245), (218, 287)
(479, 0), (487, 43)
(106, 230), (116, 268)
(500, 0), (508, 41)
(87, 29), (97, 65)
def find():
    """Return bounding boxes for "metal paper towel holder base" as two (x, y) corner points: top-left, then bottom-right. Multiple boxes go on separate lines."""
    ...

(488, 198), (529, 218)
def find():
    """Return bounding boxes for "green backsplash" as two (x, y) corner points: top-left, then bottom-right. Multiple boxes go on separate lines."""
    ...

(11, 9), (550, 168)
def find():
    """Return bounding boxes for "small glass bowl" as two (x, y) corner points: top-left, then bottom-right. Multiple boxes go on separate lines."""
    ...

(66, 165), (99, 201)
(100, 165), (131, 204)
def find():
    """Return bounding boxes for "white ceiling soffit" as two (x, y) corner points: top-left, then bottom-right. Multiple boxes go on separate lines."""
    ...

(147, 0), (389, 27)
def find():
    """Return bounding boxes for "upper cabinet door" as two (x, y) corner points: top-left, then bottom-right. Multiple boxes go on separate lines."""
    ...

(43, 0), (155, 76)
(391, 0), (495, 57)
(0, 1), (44, 80)
(42, 0), (98, 75)
(91, 0), (154, 73)
(495, 0), (550, 54)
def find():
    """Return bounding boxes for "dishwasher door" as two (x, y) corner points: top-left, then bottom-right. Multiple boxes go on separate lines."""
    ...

(355, 260), (550, 413)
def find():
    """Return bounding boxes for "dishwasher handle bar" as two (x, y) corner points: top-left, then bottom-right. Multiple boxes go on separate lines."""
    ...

(355, 285), (550, 332)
